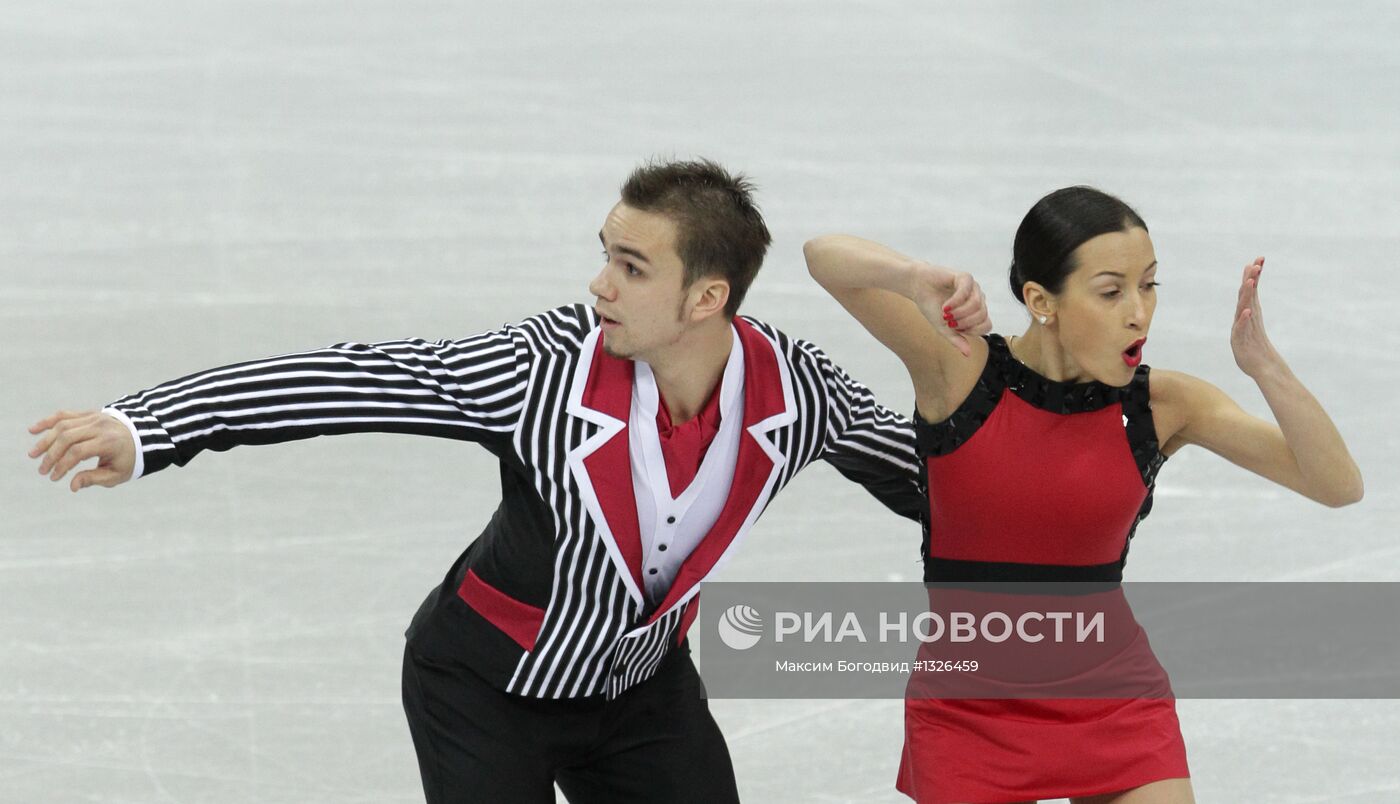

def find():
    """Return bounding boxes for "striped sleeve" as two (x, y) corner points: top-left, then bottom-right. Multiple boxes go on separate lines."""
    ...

(105, 326), (531, 479)
(794, 338), (924, 522)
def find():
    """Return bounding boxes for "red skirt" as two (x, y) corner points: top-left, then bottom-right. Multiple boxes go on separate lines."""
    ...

(897, 696), (1189, 803)
(896, 587), (1189, 802)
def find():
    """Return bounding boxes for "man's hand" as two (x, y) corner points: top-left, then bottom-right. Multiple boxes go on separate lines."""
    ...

(28, 410), (137, 492)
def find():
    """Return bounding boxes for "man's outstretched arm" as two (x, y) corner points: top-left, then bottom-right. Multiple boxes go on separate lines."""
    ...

(29, 323), (536, 492)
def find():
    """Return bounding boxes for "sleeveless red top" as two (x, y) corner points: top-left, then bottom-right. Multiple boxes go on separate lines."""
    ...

(916, 333), (1165, 582)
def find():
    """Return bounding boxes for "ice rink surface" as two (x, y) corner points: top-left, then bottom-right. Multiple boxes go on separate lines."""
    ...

(4, 1), (1398, 801)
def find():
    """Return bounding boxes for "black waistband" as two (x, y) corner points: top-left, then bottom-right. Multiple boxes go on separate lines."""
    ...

(923, 556), (1125, 584)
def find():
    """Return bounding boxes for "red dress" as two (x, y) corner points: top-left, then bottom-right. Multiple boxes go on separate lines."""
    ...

(896, 334), (1189, 803)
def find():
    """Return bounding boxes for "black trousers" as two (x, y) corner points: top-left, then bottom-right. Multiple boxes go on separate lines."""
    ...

(401, 642), (740, 803)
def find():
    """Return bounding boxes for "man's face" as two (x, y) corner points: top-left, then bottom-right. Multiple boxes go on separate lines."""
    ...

(589, 202), (693, 362)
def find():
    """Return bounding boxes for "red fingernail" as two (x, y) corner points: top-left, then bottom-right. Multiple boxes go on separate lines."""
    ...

(949, 318), (959, 327)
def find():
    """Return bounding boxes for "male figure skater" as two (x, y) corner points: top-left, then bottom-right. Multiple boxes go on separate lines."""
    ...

(29, 159), (988, 803)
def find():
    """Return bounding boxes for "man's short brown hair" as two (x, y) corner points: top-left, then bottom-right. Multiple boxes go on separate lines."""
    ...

(620, 158), (772, 318)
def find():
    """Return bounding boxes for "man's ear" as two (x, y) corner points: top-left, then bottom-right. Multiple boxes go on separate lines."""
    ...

(688, 278), (731, 322)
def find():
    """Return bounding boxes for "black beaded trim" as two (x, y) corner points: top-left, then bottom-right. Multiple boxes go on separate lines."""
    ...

(923, 557), (1124, 583)
(917, 449), (933, 563)
(1116, 363), (1167, 570)
(989, 334), (1123, 414)
(1121, 364), (1167, 488)
(1117, 495), (1153, 569)
(913, 349), (1004, 457)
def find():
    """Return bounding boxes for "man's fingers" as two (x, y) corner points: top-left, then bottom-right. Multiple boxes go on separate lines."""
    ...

(29, 409), (85, 434)
(50, 441), (96, 482)
(47, 439), (87, 480)
(36, 433), (64, 475)
(28, 413), (64, 437)
(37, 429), (70, 474)
(28, 431), (56, 459)
(30, 410), (98, 459)
(39, 425), (92, 476)
(29, 422), (72, 460)
(72, 467), (121, 492)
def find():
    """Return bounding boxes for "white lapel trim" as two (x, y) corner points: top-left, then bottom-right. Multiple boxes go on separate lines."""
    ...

(564, 327), (645, 606)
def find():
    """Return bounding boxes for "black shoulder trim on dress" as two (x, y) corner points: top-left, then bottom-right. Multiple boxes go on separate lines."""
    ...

(991, 334), (1122, 413)
(917, 443), (932, 563)
(1121, 364), (1166, 488)
(1116, 363), (1166, 570)
(914, 335), (1004, 457)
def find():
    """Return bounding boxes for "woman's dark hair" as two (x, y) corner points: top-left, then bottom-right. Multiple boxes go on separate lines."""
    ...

(1009, 186), (1147, 304)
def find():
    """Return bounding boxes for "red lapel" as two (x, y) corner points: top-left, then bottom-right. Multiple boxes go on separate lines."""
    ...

(578, 336), (645, 595)
(646, 318), (787, 622)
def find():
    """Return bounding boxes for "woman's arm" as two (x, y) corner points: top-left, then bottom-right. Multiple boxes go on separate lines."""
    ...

(803, 235), (989, 413)
(1155, 258), (1363, 507)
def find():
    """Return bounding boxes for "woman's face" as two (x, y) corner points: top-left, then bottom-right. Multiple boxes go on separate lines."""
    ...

(1051, 227), (1159, 386)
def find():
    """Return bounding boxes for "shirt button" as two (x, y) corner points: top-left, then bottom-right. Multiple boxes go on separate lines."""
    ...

(666, 516), (676, 524)
(648, 568), (659, 575)
(657, 544), (668, 552)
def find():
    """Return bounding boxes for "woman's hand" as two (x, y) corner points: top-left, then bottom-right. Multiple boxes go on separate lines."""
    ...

(1230, 256), (1284, 379)
(911, 264), (991, 358)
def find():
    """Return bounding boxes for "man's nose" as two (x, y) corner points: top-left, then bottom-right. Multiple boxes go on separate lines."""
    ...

(589, 268), (614, 301)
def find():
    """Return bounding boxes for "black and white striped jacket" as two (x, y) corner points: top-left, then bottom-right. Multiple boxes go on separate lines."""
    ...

(108, 305), (921, 699)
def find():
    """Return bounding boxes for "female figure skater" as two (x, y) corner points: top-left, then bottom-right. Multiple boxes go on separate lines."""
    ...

(804, 186), (1363, 804)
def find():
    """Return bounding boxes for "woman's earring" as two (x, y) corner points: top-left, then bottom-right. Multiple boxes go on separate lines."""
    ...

(1038, 315), (1048, 325)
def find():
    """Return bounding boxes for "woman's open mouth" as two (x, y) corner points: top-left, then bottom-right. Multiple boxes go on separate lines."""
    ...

(1122, 338), (1146, 367)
